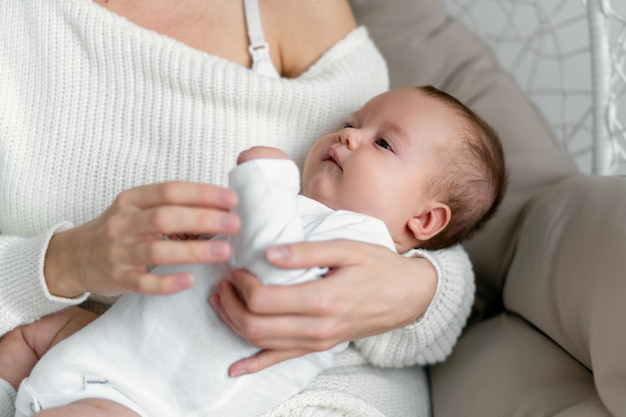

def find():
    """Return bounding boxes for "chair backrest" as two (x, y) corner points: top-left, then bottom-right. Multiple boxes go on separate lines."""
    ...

(446, 0), (626, 175)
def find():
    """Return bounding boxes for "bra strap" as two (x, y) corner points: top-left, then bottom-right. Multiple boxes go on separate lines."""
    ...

(243, 0), (280, 78)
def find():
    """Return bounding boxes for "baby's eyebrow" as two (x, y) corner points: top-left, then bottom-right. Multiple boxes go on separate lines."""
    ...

(387, 122), (408, 139)
(382, 122), (412, 153)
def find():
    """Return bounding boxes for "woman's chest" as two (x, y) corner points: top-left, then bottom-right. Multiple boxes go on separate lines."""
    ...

(91, 0), (252, 67)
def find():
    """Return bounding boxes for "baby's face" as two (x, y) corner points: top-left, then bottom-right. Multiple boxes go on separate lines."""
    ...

(301, 88), (456, 246)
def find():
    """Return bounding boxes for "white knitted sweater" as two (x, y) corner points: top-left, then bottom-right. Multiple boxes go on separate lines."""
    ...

(0, 2), (474, 416)
(0, 0), (389, 333)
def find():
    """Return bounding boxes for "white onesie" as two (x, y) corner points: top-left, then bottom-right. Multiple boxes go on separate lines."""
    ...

(13, 159), (396, 417)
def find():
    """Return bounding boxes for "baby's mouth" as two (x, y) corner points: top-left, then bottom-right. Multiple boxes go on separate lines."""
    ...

(325, 147), (343, 171)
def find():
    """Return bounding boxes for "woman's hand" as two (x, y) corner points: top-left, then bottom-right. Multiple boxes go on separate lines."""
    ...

(44, 181), (241, 298)
(210, 239), (438, 376)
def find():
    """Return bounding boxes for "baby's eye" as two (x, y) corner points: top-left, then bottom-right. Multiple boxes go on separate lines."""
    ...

(343, 122), (354, 129)
(375, 138), (392, 151)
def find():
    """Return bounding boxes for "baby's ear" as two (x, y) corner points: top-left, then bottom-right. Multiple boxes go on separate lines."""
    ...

(407, 203), (451, 242)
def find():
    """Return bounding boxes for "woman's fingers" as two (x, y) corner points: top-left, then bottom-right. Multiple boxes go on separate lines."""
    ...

(212, 279), (344, 350)
(117, 181), (238, 210)
(121, 271), (196, 295)
(120, 206), (241, 237)
(227, 241), (378, 317)
(265, 239), (365, 269)
(120, 238), (232, 266)
(229, 241), (381, 317)
(225, 269), (324, 315)
(228, 348), (314, 377)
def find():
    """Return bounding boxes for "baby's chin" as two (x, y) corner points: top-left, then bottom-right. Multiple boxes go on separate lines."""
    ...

(301, 190), (336, 210)
(301, 179), (337, 208)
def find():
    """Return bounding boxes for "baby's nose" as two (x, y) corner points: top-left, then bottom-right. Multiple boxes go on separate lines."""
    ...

(339, 128), (361, 150)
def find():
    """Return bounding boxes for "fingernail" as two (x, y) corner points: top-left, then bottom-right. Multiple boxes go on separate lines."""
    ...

(267, 246), (290, 261)
(177, 274), (193, 289)
(209, 294), (219, 308)
(219, 190), (238, 206)
(208, 242), (228, 258)
(230, 368), (248, 377)
(220, 214), (240, 230)
(209, 293), (225, 313)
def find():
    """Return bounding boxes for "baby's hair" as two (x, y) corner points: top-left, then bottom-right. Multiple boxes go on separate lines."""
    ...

(415, 85), (508, 250)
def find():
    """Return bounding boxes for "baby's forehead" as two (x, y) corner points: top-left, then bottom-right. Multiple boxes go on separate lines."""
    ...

(356, 88), (468, 144)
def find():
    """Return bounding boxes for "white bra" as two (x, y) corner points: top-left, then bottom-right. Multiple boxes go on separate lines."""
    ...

(243, 0), (280, 78)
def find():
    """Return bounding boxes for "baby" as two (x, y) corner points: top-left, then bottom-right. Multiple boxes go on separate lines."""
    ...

(6, 86), (507, 417)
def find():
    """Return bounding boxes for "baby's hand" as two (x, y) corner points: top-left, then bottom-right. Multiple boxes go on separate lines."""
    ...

(237, 146), (289, 165)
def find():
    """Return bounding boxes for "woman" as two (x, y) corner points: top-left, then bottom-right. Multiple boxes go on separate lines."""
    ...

(0, 1), (474, 415)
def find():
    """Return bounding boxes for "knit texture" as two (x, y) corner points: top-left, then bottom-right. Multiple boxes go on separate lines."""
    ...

(0, 0), (387, 335)
(0, 379), (16, 417)
(265, 348), (431, 417)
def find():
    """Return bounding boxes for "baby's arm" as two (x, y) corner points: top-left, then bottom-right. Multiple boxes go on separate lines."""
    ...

(229, 147), (320, 285)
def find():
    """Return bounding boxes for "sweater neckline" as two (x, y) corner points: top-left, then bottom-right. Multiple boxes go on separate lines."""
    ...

(65, 0), (365, 81)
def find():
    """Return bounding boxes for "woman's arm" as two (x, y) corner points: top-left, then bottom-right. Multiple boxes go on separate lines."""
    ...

(0, 226), (91, 336)
(353, 246), (475, 367)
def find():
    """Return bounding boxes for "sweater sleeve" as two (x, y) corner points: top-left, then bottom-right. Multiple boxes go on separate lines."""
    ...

(0, 222), (89, 336)
(352, 244), (475, 367)
(0, 378), (16, 417)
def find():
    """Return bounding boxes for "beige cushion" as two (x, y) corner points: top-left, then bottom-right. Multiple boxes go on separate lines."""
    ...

(430, 174), (626, 417)
(352, 0), (578, 319)
(504, 174), (626, 416)
(430, 313), (611, 417)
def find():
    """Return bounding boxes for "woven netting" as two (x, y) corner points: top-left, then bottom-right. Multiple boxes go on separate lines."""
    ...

(446, 0), (626, 175)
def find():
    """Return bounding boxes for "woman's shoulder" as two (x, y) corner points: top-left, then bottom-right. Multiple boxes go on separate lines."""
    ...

(265, 0), (357, 78)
